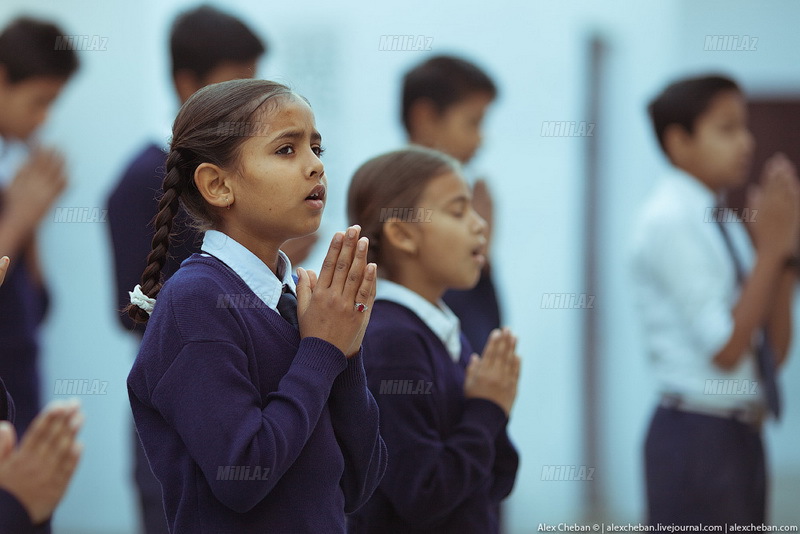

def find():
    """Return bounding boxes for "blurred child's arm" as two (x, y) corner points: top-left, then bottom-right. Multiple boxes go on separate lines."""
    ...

(767, 264), (796, 367)
(0, 149), (66, 259)
(643, 211), (786, 371)
(714, 154), (800, 370)
(327, 349), (388, 512)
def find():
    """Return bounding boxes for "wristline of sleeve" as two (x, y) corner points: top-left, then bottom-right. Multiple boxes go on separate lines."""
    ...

(293, 336), (349, 381)
(463, 397), (509, 437)
(331, 347), (367, 391)
(0, 489), (51, 533)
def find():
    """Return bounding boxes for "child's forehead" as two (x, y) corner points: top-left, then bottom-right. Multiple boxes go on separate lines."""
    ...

(420, 170), (470, 203)
(701, 90), (747, 119)
(445, 90), (494, 114)
(251, 95), (318, 136)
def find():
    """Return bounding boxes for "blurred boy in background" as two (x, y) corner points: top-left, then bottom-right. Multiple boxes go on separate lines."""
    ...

(633, 75), (799, 524)
(401, 55), (502, 353)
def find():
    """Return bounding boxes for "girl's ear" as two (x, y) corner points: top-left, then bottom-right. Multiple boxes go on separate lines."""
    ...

(383, 219), (419, 256)
(194, 162), (234, 209)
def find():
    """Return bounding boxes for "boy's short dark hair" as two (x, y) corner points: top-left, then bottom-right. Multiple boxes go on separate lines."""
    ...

(648, 74), (741, 155)
(170, 5), (266, 80)
(0, 17), (79, 83)
(401, 55), (497, 132)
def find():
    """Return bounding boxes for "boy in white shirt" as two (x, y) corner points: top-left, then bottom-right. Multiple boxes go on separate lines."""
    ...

(632, 75), (799, 524)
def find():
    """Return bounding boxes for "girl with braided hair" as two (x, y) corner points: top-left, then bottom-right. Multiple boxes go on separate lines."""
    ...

(125, 79), (386, 532)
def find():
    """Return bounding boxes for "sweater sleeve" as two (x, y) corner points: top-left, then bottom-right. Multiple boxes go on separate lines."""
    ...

(147, 336), (348, 513)
(0, 489), (50, 534)
(364, 330), (508, 529)
(327, 349), (387, 513)
(489, 427), (519, 500)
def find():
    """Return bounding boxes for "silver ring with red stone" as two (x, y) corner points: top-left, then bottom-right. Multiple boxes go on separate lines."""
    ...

(354, 302), (369, 313)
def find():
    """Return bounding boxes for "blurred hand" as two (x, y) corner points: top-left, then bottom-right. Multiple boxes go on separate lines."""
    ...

(295, 226), (377, 358)
(749, 153), (800, 260)
(0, 400), (83, 525)
(282, 232), (320, 266)
(2, 148), (67, 239)
(0, 256), (8, 287)
(464, 328), (521, 417)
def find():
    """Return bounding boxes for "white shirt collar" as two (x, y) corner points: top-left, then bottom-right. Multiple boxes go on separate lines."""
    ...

(663, 165), (722, 209)
(201, 229), (296, 311)
(376, 278), (462, 362)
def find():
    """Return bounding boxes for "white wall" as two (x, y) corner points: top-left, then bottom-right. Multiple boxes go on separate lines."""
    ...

(0, 1), (798, 532)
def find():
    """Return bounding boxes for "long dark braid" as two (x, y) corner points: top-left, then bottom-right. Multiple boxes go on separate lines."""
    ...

(126, 78), (294, 323)
(126, 151), (185, 323)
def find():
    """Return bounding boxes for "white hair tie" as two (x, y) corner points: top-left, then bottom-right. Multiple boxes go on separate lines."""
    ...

(129, 284), (156, 315)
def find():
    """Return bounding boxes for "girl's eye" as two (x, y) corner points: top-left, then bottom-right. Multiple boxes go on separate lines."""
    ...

(313, 145), (326, 157)
(277, 145), (295, 155)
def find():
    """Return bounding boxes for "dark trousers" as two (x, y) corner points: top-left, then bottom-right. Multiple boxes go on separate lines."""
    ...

(134, 426), (169, 534)
(645, 406), (766, 525)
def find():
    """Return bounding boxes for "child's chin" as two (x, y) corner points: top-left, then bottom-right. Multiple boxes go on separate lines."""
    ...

(299, 219), (321, 234)
(451, 271), (482, 291)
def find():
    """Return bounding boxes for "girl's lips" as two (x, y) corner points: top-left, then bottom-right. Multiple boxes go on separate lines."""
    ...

(305, 184), (326, 202)
(473, 253), (486, 268)
(305, 198), (325, 211)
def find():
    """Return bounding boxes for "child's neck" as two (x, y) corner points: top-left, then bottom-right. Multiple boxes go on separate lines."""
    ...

(386, 269), (446, 307)
(219, 225), (283, 276)
(675, 163), (725, 195)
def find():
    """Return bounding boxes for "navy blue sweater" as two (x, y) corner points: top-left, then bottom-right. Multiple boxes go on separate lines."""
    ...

(0, 377), (49, 534)
(127, 254), (387, 533)
(349, 300), (519, 533)
(444, 269), (502, 353)
(106, 143), (200, 335)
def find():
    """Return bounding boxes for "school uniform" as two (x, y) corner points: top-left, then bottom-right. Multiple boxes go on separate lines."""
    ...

(348, 279), (519, 533)
(631, 166), (774, 524)
(0, 139), (51, 533)
(0, 377), (50, 534)
(127, 230), (387, 533)
(106, 141), (200, 533)
(444, 269), (502, 354)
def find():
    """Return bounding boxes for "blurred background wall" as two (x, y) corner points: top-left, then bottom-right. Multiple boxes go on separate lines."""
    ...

(0, 0), (797, 532)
